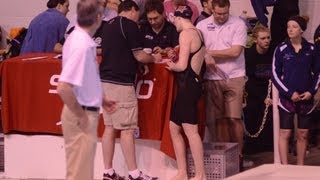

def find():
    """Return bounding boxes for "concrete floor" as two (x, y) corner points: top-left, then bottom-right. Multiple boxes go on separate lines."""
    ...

(1, 130), (320, 180)
(1, 146), (320, 179)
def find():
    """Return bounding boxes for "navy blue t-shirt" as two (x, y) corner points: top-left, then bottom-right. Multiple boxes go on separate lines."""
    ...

(100, 16), (143, 85)
(140, 20), (179, 50)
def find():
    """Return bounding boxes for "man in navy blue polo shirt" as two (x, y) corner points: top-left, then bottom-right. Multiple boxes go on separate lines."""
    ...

(140, 0), (179, 56)
(21, 0), (70, 54)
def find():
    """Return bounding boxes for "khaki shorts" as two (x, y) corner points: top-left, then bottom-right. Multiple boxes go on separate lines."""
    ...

(102, 82), (138, 130)
(206, 77), (245, 120)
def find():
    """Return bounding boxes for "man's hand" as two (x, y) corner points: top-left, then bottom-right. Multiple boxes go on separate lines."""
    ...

(153, 46), (164, 54)
(166, 48), (174, 57)
(103, 98), (117, 114)
(300, 91), (312, 101)
(167, 49), (177, 62)
(57, 82), (91, 131)
(205, 54), (216, 73)
(165, 47), (173, 52)
(291, 92), (301, 102)
(152, 53), (162, 63)
(264, 98), (273, 106)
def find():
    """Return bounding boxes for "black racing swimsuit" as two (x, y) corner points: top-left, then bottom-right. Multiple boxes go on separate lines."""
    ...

(170, 29), (205, 125)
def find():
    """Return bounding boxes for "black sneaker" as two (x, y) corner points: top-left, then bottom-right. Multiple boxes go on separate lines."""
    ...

(103, 172), (126, 180)
(128, 171), (158, 180)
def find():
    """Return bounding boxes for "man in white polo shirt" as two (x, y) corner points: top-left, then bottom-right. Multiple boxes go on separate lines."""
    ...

(57, 0), (116, 179)
(196, 0), (247, 168)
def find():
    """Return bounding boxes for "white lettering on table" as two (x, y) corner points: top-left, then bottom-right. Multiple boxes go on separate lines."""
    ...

(136, 79), (155, 99)
(49, 75), (60, 94)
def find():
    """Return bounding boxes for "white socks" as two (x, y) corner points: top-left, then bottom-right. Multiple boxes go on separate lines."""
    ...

(128, 169), (141, 178)
(104, 168), (115, 175)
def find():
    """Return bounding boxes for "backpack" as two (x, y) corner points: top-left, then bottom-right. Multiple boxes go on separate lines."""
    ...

(3, 27), (28, 59)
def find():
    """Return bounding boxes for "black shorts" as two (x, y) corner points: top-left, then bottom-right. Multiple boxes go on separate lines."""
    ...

(279, 107), (312, 129)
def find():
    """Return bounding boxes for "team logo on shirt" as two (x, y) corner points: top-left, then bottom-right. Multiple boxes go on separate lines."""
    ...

(145, 34), (154, 40)
(207, 23), (216, 31)
(283, 53), (294, 60)
(94, 37), (102, 46)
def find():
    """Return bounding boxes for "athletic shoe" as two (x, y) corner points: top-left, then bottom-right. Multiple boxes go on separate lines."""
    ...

(103, 172), (127, 180)
(128, 171), (158, 180)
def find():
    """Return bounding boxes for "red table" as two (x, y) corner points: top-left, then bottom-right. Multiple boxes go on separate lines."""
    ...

(0, 53), (205, 158)
(1, 53), (63, 134)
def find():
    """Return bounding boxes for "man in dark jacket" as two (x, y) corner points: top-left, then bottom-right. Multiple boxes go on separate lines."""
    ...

(270, 0), (299, 47)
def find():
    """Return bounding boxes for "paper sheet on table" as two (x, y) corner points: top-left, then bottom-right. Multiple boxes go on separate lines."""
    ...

(22, 56), (48, 61)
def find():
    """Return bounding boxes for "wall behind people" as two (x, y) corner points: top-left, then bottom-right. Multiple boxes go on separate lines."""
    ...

(0, 0), (77, 49)
(2, 0), (318, 48)
(0, 0), (258, 49)
(299, 0), (320, 41)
